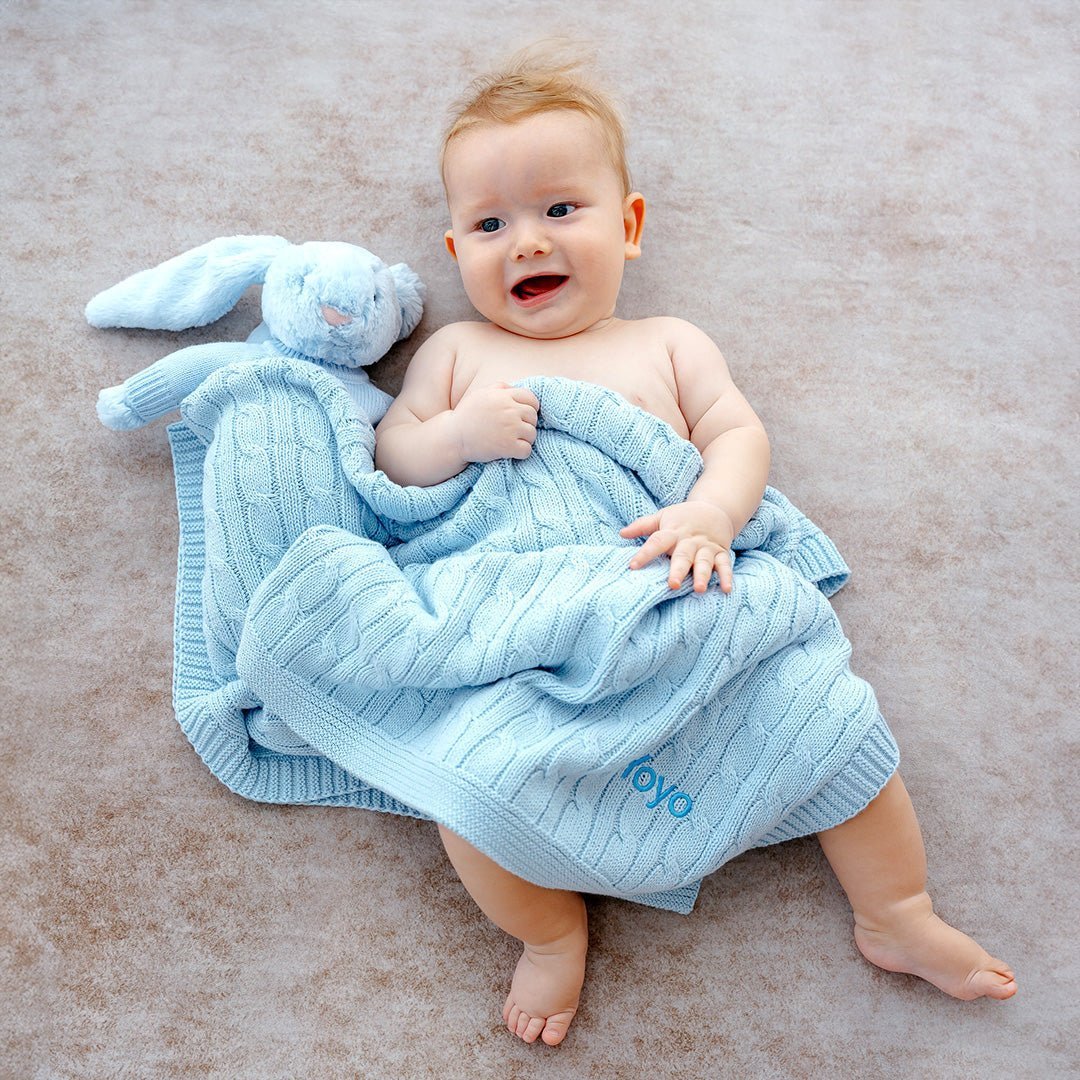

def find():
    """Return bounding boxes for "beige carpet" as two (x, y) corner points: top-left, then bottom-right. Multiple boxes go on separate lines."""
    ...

(3, 2), (1076, 1077)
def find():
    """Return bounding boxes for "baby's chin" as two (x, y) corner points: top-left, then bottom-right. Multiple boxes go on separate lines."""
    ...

(487, 317), (615, 340)
(477, 303), (620, 341)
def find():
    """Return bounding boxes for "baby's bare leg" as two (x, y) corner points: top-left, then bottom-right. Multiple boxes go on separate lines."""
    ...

(437, 825), (587, 1046)
(817, 773), (1016, 1000)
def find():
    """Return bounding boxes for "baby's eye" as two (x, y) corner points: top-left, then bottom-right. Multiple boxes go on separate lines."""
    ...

(477, 217), (505, 233)
(547, 203), (577, 218)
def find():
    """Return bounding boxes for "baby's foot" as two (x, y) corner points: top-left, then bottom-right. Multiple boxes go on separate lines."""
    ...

(501, 919), (588, 1046)
(853, 893), (1017, 1001)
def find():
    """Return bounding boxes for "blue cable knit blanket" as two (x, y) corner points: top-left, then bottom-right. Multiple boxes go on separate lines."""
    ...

(168, 358), (898, 914)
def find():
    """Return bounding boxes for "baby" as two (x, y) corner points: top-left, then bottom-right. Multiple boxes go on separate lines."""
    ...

(374, 50), (1016, 1046)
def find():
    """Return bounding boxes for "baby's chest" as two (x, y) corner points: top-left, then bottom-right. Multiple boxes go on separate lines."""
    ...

(558, 363), (689, 438)
(456, 344), (688, 436)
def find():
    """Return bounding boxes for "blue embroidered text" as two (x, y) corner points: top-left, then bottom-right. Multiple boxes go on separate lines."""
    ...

(621, 756), (694, 818)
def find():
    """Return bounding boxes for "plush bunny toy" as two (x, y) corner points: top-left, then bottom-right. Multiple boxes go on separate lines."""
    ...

(88, 235), (424, 428)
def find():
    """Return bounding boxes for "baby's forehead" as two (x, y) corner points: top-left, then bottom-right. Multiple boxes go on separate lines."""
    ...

(442, 111), (621, 202)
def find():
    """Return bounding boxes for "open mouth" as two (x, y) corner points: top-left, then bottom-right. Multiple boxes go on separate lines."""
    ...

(511, 274), (569, 305)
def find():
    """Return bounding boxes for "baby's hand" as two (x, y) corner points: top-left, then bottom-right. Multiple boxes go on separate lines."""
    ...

(453, 382), (539, 463)
(621, 500), (736, 594)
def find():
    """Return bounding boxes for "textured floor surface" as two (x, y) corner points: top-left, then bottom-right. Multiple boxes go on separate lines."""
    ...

(2, 2), (1076, 1077)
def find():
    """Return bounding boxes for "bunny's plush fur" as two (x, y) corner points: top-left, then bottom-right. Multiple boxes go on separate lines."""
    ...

(89, 236), (424, 428)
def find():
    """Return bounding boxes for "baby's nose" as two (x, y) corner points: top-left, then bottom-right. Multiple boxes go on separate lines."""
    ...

(512, 227), (552, 260)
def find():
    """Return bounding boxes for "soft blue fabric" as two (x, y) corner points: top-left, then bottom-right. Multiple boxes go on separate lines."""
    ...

(168, 358), (898, 914)
(88, 236), (423, 429)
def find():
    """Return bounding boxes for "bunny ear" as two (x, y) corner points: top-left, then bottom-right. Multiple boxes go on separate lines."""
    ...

(388, 262), (426, 340)
(85, 235), (291, 330)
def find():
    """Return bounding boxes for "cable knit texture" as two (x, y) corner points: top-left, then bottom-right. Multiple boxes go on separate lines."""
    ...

(168, 358), (898, 913)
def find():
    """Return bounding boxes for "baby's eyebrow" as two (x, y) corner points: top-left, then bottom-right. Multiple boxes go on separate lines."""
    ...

(452, 198), (502, 221)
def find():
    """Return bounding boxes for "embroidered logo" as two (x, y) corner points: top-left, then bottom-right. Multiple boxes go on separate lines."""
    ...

(621, 756), (694, 818)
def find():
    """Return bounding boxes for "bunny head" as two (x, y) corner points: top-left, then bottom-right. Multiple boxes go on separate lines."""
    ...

(263, 241), (424, 368)
(86, 234), (425, 368)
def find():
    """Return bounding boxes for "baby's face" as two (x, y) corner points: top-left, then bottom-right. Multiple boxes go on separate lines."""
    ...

(443, 111), (643, 339)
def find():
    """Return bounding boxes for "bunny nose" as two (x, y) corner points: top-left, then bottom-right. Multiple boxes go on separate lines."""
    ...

(321, 305), (353, 326)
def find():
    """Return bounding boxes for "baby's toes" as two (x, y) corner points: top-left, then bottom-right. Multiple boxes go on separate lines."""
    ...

(505, 1003), (544, 1042)
(977, 962), (1018, 1000)
(519, 1014), (546, 1042)
(541, 1010), (576, 1046)
(504, 1001), (520, 1032)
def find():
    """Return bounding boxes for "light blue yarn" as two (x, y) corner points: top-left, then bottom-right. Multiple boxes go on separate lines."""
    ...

(168, 362), (898, 914)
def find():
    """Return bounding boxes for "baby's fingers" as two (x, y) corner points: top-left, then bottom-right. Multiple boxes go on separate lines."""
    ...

(511, 387), (541, 412)
(620, 513), (662, 540)
(672, 543), (716, 592)
(678, 543), (733, 594)
(714, 549), (733, 594)
(692, 549), (719, 593)
(626, 528), (675, 570)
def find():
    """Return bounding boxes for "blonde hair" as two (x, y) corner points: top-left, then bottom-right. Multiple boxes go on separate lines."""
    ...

(440, 42), (632, 195)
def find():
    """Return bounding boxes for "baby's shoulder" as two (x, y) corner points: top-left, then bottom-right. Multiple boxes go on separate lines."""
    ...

(426, 319), (500, 347)
(620, 315), (708, 345)
(413, 320), (466, 352)
(404, 320), (493, 371)
(617, 318), (720, 371)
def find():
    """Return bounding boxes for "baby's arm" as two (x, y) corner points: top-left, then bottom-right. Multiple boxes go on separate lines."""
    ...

(621, 319), (770, 593)
(374, 326), (540, 487)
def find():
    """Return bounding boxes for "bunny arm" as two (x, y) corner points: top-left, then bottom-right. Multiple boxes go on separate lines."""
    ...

(98, 342), (274, 430)
(323, 365), (394, 425)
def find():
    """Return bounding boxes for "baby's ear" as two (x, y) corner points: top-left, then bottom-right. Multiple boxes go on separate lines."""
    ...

(623, 194), (646, 260)
(389, 262), (425, 340)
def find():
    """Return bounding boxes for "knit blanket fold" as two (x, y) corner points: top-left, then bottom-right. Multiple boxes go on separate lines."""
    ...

(168, 358), (897, 914)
